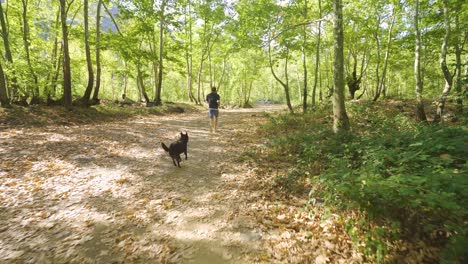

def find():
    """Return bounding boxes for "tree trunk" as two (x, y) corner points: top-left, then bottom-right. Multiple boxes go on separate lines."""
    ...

(59, 0), (72, 110)
(268, 42), (293, 113)
(413, 0), (427, 122)
(373, 17), (382, 101)
(149, 29), (158, 101)
(296, 63), (302, 102)
(91, 0), (102, 105)
(312, 0), (322, 108)
(453, 8), (462, 114)
(46, 9), (60, 102)
(209, 54), (213, 88)
(301, 30), (308, 112)
(374, 8), (395, 101)
(80, 0), (94, 105)
(0, 2), (19, 100)
(154, 1), (166, 106)
(0, 61), (9, 107)
(284, 49), (293, 112)
(21, 0), (40, 104)
(196, 17), (210, 105)
(196, 62), (202, 104)
(216, 57), (226, 91)
(124, 72), (128, 96)
(347, 54), (360, 99)
(52, 46), (63, 98)
(301, 0), (308, 113)
(453, 13), (464, 114)
(137, 65), (150, 104)
(434, 0), (453, 123)
(186, 52), (195, 102)
(246, 80), (253, 107)
(196, 19), (217, 105)
(185, 0), (196, 103)
(332, 0), (350, 133)
(152, 59), (159, 101)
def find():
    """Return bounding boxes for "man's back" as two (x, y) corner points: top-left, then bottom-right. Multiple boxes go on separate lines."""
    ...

(206, 92), (220, 109)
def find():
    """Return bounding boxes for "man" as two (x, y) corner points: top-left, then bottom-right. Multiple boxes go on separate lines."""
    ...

(205, 86), (220, 132)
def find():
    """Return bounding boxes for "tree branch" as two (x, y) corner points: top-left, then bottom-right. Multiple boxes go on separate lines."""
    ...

(102, 2), (123, 37)
(270, 18), (328, 42)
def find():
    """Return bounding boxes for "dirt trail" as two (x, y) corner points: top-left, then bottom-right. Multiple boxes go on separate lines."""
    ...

(0, 104), (281, 263)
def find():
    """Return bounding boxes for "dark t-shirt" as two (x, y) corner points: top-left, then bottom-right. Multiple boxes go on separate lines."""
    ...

(206, 93), (220, 109)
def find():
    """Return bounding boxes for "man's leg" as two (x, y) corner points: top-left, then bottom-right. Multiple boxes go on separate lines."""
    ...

(214, 116), (218, 132)
(209, 110), (214, 132)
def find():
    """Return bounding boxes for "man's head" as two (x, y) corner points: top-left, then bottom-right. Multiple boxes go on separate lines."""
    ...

(211, 87), (217, 93)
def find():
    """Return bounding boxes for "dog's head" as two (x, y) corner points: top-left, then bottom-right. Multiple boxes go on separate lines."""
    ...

(180, 132), (189, 142)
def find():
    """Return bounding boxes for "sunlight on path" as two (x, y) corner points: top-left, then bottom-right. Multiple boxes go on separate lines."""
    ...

(0, 104), (284, 263)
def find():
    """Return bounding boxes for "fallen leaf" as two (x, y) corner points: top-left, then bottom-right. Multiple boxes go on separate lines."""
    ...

(315, 254), (329, 264)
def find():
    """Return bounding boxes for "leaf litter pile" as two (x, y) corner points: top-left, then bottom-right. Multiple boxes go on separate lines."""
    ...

(2, 104), (368, 263)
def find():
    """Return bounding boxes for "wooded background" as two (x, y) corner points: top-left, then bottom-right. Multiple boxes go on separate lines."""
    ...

(0, 1), (466, 262)
(0, 0), (466, 118)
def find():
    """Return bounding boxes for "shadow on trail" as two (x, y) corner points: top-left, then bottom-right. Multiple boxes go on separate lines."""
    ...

(0, 104), (283, 263)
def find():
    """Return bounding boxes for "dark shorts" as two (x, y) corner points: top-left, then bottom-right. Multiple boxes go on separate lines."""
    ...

(208, 109), (219, 118)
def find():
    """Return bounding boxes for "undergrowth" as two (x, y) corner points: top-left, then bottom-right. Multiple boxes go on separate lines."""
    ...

(258, 101), (467, 263)
(0, 101), (200, 127)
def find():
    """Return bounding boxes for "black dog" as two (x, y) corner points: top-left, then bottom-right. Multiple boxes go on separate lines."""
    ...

(161, 132), (189, 168)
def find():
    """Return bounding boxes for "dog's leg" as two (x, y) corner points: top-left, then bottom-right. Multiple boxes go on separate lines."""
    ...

(171, 156), (177, 166)
(184, 148), (187, 160)
(176, 155), (182, 168)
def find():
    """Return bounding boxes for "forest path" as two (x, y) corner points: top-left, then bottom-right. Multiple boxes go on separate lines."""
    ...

(0, 104), (282, 263)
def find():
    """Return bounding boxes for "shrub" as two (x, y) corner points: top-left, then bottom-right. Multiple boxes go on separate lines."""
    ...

(260, 101), (467, 262)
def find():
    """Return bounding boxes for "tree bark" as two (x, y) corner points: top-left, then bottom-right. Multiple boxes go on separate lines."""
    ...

(332, 0), (350, 133)
(21, 0), (40, 104)
(91, 0), (102, 105)
(301, 30), (308, 112)
(0, 61), (9, 107)
(154, 1), (166, 106)
(185, 0), (196, 103)
(209, 54), (213, 88)
(434, 0), (453, 123)
(347, 50), (369, 100)
(152, 59), (159, 101)
(80, 0), (94, 105)
(59, 0), (72, 110)
(137, 65), (150, 104)
(312, 0), (322, 108)
(374, 7), (395, 101)
(52, 46), (63, 99)
(0, 1), (19, 100)
(148, 28), (158, 101)
(372, 16), (382, 101)
(413, 0), (427, 122)
(46, 9), (60, 102)
(301, 0), (308, 113)
(453, 12), (465, 114)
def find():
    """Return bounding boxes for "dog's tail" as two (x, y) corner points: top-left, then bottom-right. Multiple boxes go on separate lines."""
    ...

(161, 142), (170, 152)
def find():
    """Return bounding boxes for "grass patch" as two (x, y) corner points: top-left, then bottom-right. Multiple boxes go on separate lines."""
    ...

(255, 100), (467, 263)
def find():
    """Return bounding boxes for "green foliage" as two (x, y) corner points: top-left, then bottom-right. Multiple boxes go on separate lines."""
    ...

(260, 101), (467, 262)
